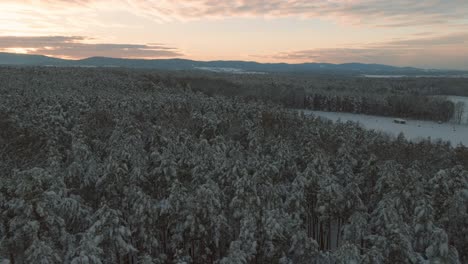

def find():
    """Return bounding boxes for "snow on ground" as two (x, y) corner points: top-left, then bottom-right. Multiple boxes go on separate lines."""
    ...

(303, 110), (468, 146)
(363, 75), (408, 78)
(194, 67), (265, 74)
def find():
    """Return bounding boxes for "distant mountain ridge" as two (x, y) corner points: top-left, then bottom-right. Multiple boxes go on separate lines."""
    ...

(0, 52), (466, 76)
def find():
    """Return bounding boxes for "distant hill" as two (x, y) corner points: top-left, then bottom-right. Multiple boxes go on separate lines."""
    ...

(1, 52), (466, 76)
(0, 52), (68, 66)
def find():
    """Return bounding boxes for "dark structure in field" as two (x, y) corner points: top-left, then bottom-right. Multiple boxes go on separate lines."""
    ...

(393, 118), (407, 124)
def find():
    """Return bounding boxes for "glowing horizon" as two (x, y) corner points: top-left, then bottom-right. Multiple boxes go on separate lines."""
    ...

(1, 0), (468, 69)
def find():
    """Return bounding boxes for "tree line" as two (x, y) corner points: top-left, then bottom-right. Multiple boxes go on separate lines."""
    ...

(303, 93), (455, 122)
(162, 73), (458, 122)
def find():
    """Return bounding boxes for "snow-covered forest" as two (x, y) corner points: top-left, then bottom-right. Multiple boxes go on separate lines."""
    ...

(162, 72), (467, 123)
(0, 67), (467, 264)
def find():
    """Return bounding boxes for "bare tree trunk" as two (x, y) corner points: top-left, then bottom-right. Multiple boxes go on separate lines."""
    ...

(328, 220), (331, 251)
(319, 222), (324, 250)
(116, 250), (121, 264)
(312, 216), (316, 240)
(336, 218), (341, 249)
(455, 102), (466, 124)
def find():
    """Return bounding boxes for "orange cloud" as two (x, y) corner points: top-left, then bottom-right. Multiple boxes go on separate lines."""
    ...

(0, 36), (182, 59)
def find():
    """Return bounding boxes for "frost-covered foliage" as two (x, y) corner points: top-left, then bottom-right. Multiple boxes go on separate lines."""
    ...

(170, 72), (458, 122)
(0, 67), (467, 264)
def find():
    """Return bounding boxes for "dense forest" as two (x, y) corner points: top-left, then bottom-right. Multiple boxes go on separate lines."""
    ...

(160, 72), (464, 122)
(303, 94), (454, 122)
(0, 67), (467, 264)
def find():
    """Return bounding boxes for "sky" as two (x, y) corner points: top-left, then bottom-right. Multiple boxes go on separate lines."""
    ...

(1, 0), (468, 69)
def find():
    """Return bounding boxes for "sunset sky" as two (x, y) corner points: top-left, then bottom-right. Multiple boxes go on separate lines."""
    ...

(1, 0), (468, 69)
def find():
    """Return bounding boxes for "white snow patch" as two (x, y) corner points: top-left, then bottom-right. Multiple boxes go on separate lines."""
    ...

(363, 75), (407, 78)
(303, 110), (468, 146)
(194, 67), (265, 74)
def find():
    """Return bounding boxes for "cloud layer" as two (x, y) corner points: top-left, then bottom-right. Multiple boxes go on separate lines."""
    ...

(10, 0), (467, 26)
(0, 36), (182, 59)
(269, 32), (468, 69)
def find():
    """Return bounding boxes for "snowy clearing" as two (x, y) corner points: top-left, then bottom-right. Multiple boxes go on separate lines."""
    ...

(303, 110), (468, 146)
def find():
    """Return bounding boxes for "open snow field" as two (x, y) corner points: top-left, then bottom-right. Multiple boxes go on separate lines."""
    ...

(303, 110), (468, 146)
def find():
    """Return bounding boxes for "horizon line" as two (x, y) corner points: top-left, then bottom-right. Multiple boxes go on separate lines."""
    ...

(1, 51), (458, 71)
